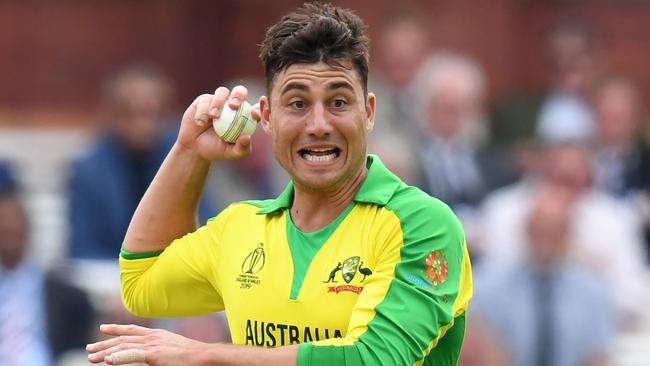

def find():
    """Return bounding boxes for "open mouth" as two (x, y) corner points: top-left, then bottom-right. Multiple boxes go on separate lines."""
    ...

(298, 147), (341, 162)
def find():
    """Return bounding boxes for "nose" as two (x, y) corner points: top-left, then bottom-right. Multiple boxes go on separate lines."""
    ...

(306, 102), (332, 137)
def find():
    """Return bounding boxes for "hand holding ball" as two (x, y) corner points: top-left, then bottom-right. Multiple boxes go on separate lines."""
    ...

(212, 100), (258, 143)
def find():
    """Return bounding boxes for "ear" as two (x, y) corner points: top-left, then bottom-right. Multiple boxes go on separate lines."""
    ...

(365, 92), (376, 132)
(259, 96), (272, 136)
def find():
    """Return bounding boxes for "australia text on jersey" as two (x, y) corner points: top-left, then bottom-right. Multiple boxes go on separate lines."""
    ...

(245, 319), (343, 347)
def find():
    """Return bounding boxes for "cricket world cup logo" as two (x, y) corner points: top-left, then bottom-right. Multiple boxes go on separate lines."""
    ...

(242, 243), (265, 274)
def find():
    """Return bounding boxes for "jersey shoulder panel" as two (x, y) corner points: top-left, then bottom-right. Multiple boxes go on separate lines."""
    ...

(385, 183), (464, 243)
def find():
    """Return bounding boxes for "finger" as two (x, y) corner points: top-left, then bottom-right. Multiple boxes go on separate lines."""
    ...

(251, 102), (261, 121)
(86, 335), (144, 353)
(106, 348), (147, 365)
(227, 85), (249, 109)
(194, 95), (213, 126)
(88, 343), (145, 364)
(208, 86), (231, 118)
(100, 324), (156, 337)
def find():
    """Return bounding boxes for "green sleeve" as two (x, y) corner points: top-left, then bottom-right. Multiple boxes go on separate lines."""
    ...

(297, 190), (473, 365)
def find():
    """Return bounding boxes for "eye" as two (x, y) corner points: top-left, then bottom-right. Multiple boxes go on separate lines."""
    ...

(332, 99), (347, 108)
(290, 100), (306, 109)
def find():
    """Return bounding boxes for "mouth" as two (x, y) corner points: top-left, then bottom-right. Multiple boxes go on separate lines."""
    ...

(298, 147), (342, 163)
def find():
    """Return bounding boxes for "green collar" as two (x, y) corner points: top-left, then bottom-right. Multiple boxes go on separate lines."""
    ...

(256, 154), (402, 215)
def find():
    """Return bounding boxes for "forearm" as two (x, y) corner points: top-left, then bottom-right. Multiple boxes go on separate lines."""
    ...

(88, 325), (297, 366)
(123, 143), (211, 253)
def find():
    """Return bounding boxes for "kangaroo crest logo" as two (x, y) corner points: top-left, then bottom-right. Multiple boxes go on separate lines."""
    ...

(324, 256), (372, 294)
(341, 256), (360, 283)
(242, 243), (265, 274)
(323, 262), (342, 283)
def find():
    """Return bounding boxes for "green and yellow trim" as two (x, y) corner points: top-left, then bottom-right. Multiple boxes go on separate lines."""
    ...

(119, 247), (163, 260)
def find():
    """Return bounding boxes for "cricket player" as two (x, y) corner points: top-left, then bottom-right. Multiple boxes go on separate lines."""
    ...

(87, 3), (472, 365)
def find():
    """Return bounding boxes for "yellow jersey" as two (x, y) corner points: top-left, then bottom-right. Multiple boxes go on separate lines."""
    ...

(119, 155), (473, 365)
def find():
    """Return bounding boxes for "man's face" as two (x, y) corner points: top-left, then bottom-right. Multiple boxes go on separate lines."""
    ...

(378, 20), (428, 89)
(260, 62), (375, 193)
(526, 188), (572, 268)
(426, 82), (480, 140)
(110, 77), (169, 152)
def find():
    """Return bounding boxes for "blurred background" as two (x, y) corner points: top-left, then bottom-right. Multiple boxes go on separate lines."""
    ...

(1, 0), (650, 365)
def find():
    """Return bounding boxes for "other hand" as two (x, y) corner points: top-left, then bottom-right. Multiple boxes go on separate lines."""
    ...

(87, 324), (215, 366)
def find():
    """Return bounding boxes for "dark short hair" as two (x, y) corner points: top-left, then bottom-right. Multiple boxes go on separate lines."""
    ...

(259, 2), (370, 95)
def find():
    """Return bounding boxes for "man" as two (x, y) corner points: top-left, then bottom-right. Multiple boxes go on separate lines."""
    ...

(590, 75), (650, 206)
(368, 11), (431, 184)
(490, 19), (601, 184)
(473, 187), (613, 366)
(69, 62), (213, 259)
(477, 142), (648, 324)
(87, 3), (472, 365)
(0, 163), (94, 365)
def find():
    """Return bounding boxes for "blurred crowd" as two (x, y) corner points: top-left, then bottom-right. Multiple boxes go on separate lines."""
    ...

(370, 15), (650, 366)
(1, 10), (650, 366)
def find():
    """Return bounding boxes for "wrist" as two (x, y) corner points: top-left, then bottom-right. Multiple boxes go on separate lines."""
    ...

(171, 142), (212, 169)
(197, 343), (226, 366)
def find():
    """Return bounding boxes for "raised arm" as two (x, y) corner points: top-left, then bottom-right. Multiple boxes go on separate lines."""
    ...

(123, 85), (256, 254)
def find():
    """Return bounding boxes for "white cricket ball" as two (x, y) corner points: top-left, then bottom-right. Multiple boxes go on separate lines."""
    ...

(212, 100), (257, 143)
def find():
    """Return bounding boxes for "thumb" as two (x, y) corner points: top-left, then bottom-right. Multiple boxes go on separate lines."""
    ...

(229, 134), (252, 158)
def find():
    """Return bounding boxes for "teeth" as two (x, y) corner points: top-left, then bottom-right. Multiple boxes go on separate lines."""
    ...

(303, 152), (337, 162)
(310, 148), (332, 152)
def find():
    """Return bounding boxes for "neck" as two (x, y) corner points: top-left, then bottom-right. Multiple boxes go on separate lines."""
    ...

(291, 167), (367, 232)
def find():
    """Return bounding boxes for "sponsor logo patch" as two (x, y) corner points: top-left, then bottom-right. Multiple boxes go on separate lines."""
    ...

(425, 250), (448, 286)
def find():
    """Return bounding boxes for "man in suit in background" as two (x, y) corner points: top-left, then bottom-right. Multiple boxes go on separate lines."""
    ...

(0, 162), (95, 365)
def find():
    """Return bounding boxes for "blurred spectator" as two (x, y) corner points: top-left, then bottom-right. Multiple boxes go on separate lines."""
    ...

(478, 142), (649, 325)
(368, 11), (431, 184)
(590, 76), (650, 258)
(473, 187), (613, 366)
(536, 20), (600, 143)
(372, 10), (430, 129)
(0, 163), (94, 365)
(490, 19), (601, 182)
(408, 52), (510, 245)
(591, 75), (650, 197)
(410, 52), (503, 206)
(68, 62), (213, 259)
